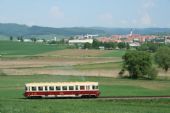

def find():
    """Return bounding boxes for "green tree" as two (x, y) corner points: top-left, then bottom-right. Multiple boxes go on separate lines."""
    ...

(118, 42), (126, 49)
(155, 47), (170, 72)
(31, 38), (36, 43)
(138, 42), (164, 52)
(84, 43), (92, 49)
(147, 67), (158, 80)
(17, 36), (20, 41)
(92, 39), (101, 49)
(103, 42), (116, 49)
(20, 36), (24, 42)
(137, 43), (149, 51)
(9, 36), (13, 41)
(126, 43), (130, 50)
(122, 50), (154, 79)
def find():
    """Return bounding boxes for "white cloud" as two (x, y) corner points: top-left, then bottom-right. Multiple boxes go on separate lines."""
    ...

(139, 0), (155, 26)
(49, 6), (64, 19)
(132, 0), (156, 27)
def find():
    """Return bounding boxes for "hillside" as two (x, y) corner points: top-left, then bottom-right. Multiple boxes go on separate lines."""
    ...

(0, 23), (170, 39)
(0, 23), (105, 37)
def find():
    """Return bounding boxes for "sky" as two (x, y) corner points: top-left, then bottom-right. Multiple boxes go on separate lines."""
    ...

(0, 0), (170, 28)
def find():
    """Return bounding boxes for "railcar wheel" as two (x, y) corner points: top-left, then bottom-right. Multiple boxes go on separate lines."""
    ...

(91, 95), (97, 98)
(29, 96), (42, 99)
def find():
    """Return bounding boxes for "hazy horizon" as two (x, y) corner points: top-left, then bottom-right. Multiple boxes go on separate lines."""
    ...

(1, 22), (170, 29)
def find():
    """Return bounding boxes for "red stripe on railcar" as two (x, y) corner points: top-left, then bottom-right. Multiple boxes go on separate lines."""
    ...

(24, 90), (100, 97)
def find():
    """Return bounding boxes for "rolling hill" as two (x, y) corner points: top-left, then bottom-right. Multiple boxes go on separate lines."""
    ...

(0, 23), (170, 39)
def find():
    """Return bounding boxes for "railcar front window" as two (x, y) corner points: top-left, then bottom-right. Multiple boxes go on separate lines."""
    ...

(38, 86), (43, 91)
(32, 86), (37, 91)
(92, 85), (98, 89)
(49, 86), (54, 91)
(96, 86), (99, 89)
(62, 86), (67, 90)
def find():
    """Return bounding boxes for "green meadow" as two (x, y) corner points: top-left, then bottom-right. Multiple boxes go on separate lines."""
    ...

(0, 75), (170, 113)
(74, 62), (122, 70)
(0, 40), (170, 113)
(99, 50), (126, 57)
(0, 41), (67, 55)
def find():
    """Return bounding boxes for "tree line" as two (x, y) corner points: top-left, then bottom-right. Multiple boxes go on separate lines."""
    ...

(83, 39), (130, 50)
(120, 46), (170, 80)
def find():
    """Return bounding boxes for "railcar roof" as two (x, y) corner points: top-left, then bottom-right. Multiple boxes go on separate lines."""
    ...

(25, 82), (98, 86)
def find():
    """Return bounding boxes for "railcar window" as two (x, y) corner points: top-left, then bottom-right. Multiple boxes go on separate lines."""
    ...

(92, 85), (98, 89)
(56, 86), (61, 90)
(86, 86), (90, 90)
(96, 86), (98, 89)
(80, 86), (85, 90)
(92, 85), (95, 90)
(32, 86), (37, 91)
(49, 86), (54, 91)
(45, 86), (48, 91)
(38, 86), (43, 91)
(75, 85), (78, 90)
(62, 86), (67, 90)
(69, 86), (74, 90)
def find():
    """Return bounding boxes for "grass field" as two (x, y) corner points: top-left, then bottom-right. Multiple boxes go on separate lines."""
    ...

(99, 50), (126, 57)
(0, 40), (169, 77)
(0, 41), (124, 77)
(0, 41), (67, 55)
(74, 62), (122, 70)
(40, 49), (125, 58)
(0, 35), (9, 40)
(0, 75), (170, 113)
(0, 40), (170, 113)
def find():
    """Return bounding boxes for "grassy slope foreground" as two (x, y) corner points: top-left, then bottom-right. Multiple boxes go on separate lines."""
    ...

(0, 75), (170, 113)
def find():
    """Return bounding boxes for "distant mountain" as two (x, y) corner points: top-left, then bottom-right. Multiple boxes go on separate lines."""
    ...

(0, 23), (170, 39)
(0, 23), (105, 37)
(92, 27), (170, 35)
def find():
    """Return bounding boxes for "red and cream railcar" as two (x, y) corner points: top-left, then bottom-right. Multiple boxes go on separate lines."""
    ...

(24, 82), (100, 98)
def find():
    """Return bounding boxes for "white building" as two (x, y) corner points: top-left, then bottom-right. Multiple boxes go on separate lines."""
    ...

(23, 39), (32, 42)
(129, 42), (140, 47)
(69, 39), (93, 44)
(36, 39), (44, 43)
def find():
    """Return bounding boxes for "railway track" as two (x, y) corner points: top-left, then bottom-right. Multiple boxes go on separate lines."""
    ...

(98, 96), (170, 100)
(1, 96), (170, 101)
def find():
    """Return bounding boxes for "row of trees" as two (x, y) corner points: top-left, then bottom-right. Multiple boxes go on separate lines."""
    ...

(120, 46), (170, 79)
(9, 36), (47, 43)
(84, 39), (130, 49)
(137, 42), (165, 52)
(10, 36), (24, 42)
